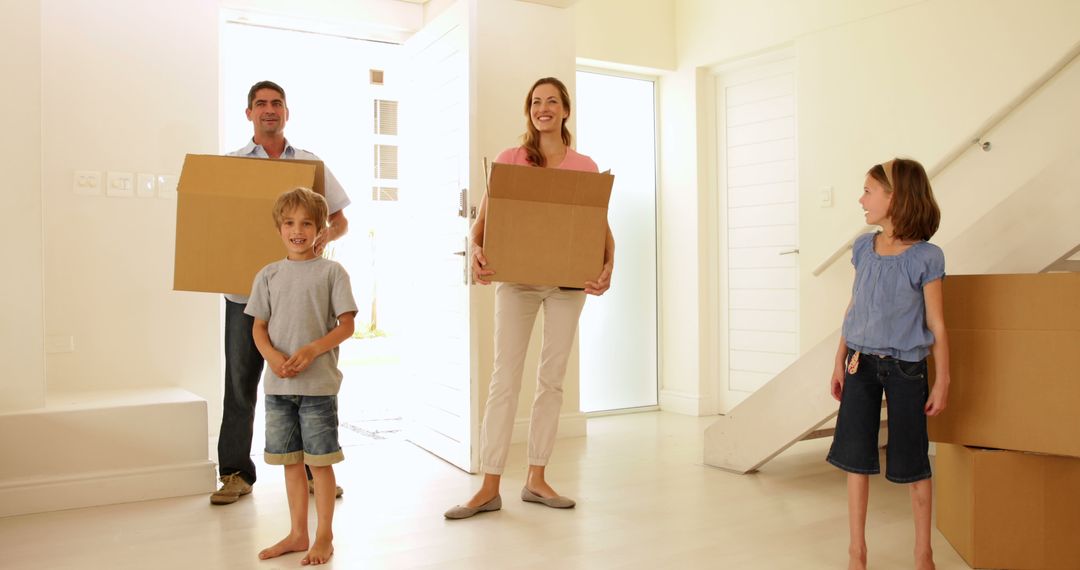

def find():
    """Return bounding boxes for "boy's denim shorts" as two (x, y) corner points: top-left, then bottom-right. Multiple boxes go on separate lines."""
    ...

(827, 349), (932, 483)
(264, 395), (344, 467)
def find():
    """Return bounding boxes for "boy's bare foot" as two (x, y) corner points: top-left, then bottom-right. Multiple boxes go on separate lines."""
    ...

(848, 546), (867, 570)
(301, 535), (334, 566)
(258, 533), (309, 561)
(915, 550), (936, 570)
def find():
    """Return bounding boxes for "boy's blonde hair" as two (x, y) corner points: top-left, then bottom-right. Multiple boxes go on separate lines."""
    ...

(272, 187), (328, 230)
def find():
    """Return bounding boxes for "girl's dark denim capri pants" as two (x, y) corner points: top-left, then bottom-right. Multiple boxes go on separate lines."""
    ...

(827, 348), (932, 483)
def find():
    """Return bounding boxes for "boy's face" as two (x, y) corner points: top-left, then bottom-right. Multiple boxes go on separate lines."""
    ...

(279, 205), (321, 261)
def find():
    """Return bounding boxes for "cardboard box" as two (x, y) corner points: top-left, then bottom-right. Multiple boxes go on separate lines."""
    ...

(483, 162), (613, 288)
(928, 273), (1080, 458)
(935, 443), (1080, 569)
(173, 154), (326, 296)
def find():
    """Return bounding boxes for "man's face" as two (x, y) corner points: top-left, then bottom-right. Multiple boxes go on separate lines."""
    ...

(246, 88), (288, 136)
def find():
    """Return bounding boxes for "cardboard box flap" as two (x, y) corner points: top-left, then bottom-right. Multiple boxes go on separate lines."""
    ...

(488, 162), (613, 207)
(173, 154), (324, 296)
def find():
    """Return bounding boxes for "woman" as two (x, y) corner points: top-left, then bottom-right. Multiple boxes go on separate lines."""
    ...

(444, 77), (615, 520)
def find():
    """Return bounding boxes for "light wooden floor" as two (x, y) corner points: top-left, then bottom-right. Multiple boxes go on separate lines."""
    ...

(0, 412), (970, 569)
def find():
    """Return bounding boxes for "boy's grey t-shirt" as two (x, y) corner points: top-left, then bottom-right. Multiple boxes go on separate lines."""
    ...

(244, 257), (358, 396)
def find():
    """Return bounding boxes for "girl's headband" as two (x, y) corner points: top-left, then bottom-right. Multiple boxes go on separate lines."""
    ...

(880, 159), (895, 189)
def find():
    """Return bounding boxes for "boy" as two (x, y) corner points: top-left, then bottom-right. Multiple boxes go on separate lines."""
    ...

(246, 187), (357, 565)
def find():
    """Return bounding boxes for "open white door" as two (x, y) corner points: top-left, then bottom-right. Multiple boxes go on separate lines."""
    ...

(399, 2), (478, 472)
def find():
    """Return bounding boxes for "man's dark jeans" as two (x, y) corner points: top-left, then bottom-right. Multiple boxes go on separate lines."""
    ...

(217, 299), (264, 484)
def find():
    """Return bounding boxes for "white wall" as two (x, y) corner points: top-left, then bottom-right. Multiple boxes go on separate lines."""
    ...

(574, 0), (1080, 414)
(573, 0), (675, 71)
(1, 0), (46, 413)
(39, 0), (222, 424)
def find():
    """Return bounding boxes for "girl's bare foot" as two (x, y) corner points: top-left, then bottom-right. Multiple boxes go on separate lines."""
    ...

(258, 533), (308, 560)
(915, 549), (936, 570)
(848, 545), (867, 570)
(301, 534), (334, 566)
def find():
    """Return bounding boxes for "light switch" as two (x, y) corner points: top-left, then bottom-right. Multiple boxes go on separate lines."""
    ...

(107, 172), (135, 197)
(819, 186), (833, 208)
(45, 335), (75, 354)
(136, 173), (155, 198)
(157, 174), (178, 199)
(74, 171), (102, 196)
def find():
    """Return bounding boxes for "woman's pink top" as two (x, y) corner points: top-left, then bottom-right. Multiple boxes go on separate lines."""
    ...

(494, 146), (598, 173)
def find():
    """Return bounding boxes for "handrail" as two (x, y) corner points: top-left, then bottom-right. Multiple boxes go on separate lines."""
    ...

(812, 39), (1080, 277)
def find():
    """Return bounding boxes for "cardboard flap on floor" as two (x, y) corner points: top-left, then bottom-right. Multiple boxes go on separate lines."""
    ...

(173, 154), (326, 296)
(483, 162), (614, 288)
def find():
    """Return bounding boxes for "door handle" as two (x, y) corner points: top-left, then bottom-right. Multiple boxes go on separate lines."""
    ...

(779, 249), (800, 255)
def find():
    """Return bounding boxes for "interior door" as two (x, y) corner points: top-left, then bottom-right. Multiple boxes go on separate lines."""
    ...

(399, 1), (478, 472)
(714, 55), (800, 413)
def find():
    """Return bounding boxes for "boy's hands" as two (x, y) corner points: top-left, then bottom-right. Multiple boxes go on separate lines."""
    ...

(283, 344), (319, 375)
(267, 350), (297, 379)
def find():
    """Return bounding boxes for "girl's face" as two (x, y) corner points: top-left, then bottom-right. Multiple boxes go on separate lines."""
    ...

(529, 82), (568, 135)
(278, 205), (321, 260)
(859, 174), (892, 226)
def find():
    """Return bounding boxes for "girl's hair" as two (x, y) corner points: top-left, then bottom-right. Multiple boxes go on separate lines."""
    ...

(869, 158), (940, 241)
(272, 187), (328, 230)
(521, 77), (573, 167)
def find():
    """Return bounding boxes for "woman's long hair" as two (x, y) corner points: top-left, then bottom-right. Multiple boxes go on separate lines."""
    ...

(522, 77), (573, 167)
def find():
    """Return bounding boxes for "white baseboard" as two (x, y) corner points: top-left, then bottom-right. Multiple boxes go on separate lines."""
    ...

(660, 389), (714, 416)
(510, 411), (587, 444)
(0, 460), (217, 518)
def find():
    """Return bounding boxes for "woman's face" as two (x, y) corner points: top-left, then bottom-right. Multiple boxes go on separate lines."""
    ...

(529, 82), (568, 135)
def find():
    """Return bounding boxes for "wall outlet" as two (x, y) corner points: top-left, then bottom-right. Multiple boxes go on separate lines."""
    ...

(136, 173), (156, 198)
(45, 335), (75, 354)
(107, 172), (135, 197)
(74, 171), (102, 196)
(157, 174), (178, 199)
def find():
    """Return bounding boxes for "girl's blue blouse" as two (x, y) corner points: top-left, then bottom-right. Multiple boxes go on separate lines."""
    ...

(842, 232), (945, 361)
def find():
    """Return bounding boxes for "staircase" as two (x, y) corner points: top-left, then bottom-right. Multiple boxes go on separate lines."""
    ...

(704, 44), (1080, 474)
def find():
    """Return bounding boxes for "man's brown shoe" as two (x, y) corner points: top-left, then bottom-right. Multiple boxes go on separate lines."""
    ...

(210, 473), (252, 505)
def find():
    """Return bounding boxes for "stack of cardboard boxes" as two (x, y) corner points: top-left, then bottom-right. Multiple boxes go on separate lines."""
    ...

(929, 274), (1080, 569)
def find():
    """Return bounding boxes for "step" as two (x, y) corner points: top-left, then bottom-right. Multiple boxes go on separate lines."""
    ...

(0, 388), (216, 517)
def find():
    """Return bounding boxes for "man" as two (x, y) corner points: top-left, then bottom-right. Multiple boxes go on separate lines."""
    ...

(212, 80), (351, 505)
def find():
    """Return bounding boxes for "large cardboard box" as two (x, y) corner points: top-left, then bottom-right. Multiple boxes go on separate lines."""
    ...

(935, 443), (1080, 569)
(928, 273), (1080, 458)
(483, 162), (613, 288)
(173, 154), (326, 296)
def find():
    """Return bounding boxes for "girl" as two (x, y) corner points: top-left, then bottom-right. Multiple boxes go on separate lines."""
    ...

(827, 158), (951, 570)
(444, 77), (615, 520)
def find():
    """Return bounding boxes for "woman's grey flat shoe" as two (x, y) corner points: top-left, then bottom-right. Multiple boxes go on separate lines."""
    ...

(521, 487), (575, 509)
(444, 494), (502, 519)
